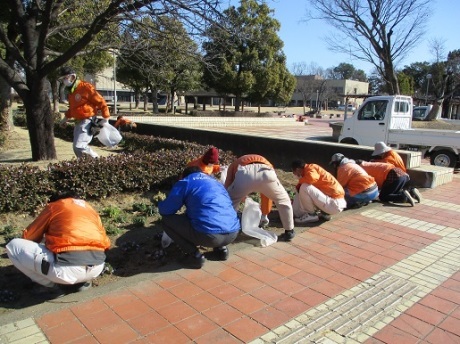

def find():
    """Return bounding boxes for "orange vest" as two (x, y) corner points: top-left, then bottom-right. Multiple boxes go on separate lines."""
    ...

(337, 162), (376, 196)
(224, 154), (274, 215)
(22, 198), (110, 253)
(65, 80), (110, 120)
(298, 163), (345, 199)
(372, 150), (406, 172)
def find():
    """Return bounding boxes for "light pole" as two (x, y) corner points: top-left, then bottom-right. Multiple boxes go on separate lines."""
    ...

(315, 90), (319, 113)
(425, 74), (432, 105)
(111, 49), (117, 114)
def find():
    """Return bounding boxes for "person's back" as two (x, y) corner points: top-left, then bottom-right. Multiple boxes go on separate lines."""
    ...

(299, 163), (344, 199)
(159, 171), (239, 234)
(337, 161), (375, 196)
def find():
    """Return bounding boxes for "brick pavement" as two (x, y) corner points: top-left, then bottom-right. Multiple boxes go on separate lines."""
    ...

(1, 174), (459, 343)
(1, 122), (459, 343)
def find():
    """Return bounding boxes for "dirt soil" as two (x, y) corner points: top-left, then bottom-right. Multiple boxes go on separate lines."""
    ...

(0, 126), (297, 319)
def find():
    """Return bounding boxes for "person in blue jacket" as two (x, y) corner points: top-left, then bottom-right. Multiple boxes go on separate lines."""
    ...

(158, 166), (240, 269)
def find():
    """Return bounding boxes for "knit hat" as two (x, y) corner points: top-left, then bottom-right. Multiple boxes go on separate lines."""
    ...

(372, 142), (392, 156)
(202, 147), (219, 164)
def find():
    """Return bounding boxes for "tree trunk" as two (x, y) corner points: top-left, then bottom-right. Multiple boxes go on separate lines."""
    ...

(234, 95), (241, 112)
(143, 91), (148, 111)
(0, 75), (12, 132)
(23, 77), (57, 161)
(151, 87), (159, 114)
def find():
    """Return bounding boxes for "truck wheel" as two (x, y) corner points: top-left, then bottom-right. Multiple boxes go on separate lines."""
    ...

(340, 138), (358, 145)
(430, 150), (457, 167)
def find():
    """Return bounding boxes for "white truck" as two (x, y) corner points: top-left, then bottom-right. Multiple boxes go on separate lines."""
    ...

(338, 95), (460, 167)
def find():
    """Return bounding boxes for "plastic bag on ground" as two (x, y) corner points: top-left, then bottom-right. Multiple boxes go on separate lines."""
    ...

(96, 122), (122, 147)
(241, 198), (277, 247)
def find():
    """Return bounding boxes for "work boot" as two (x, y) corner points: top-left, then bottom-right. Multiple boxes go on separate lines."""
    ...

(318, 211), (331, 221)
(180, 253), (205, 269)
(212, 246), (229, 261)
(279, 229), (295, 242)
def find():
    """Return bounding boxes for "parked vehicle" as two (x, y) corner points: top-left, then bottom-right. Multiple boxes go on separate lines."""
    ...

(338, 95), (460, 167)
(338, 104), (356, 111)
(412, 105), (432, 121)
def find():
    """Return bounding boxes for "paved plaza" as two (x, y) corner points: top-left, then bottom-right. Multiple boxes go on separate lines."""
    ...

(1, 120), (459, 344)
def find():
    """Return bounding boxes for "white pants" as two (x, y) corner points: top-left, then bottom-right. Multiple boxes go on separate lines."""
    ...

(293, 184), (347, 217)
(227, 164), (294, 231)
(6, 239), (104, 287)
(73, 119), (99, 158)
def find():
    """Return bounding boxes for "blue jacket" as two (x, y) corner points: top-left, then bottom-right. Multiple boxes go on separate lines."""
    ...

(159, 172), (240, 234)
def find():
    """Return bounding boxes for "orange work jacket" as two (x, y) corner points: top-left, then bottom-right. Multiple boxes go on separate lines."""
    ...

(22, 198), (111, 253)
(337, 162), (376, 196)
(297, 163), (345, 199)
(65, 80), (110, 120)
(372, 150), (406, 172)
(360, 161), (395, 189)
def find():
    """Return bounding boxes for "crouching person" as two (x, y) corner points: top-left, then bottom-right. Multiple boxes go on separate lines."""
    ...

(6, 192), (110, 295)
(159, 166), (240, 269)
(291, 159), (347, 223)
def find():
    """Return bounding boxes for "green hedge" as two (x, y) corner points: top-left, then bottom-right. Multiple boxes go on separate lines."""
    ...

(1, 123), (236, 214)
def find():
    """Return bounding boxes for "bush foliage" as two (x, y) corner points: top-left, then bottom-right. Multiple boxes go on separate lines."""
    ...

(0, 125), (237, 214)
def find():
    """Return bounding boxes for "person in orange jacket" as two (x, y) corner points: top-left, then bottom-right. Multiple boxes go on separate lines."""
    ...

(371, 142), (407, 172)
(224, 154), (295, 241)
(330, 153), (379, 209)
(58, 66), (111, 158)
(6, 191), (110, 295)
(187, 147), (221, 176)
(114, 115), (137, 132)
(357, 160), (417, 206)
(370, 142), (422, 202)
(291, 159), (347, 223)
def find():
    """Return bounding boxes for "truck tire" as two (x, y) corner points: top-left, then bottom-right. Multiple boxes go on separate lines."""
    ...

(340, 138), (358, 145)
(430, 150), (457, 167)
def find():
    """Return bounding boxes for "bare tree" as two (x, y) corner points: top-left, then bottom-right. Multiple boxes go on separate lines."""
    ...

(305, 0), (431, 95)
(429, 37), (447, 63)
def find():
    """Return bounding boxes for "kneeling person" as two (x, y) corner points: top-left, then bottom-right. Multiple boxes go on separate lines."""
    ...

(159, 166), (240, 269)
(6, 192), (110, 294)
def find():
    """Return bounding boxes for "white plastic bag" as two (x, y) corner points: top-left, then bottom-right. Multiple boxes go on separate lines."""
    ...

(161, 231), (173, 248)
(96, 122), (122, 147)
(219, 165), (228, 185)
(241, 198), (277, 247)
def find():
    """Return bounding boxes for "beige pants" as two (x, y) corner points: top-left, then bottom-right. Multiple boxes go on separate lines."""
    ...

(6, 238), (104, 287)
(227, 164), (294, 231)
(293, 184), (347, 217)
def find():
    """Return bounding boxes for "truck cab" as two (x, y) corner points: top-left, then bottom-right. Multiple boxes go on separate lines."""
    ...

(339, 95), (412, 146)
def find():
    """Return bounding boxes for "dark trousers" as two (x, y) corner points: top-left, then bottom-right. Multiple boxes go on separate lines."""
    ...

(162, 214), (239, 255)
(379, 174), (410, 203)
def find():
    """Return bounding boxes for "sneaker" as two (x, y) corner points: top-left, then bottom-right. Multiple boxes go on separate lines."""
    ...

(294, 213), (319, 224)
(403, 190), (415, 207)
(259, 215), (269, 228)
(58, 281), (92, 294)
(410, 188), (422, 203)
(211, 246), (229, 261)
(279, 230), (295, 242)
(318, 211), (331, 221)
(180, 253), (205, 269)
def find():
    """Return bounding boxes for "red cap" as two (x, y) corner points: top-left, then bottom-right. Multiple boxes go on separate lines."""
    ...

(202, 147), (219, 164)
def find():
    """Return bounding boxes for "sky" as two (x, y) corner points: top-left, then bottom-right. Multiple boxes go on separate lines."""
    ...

(226, 0), (460, 75)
